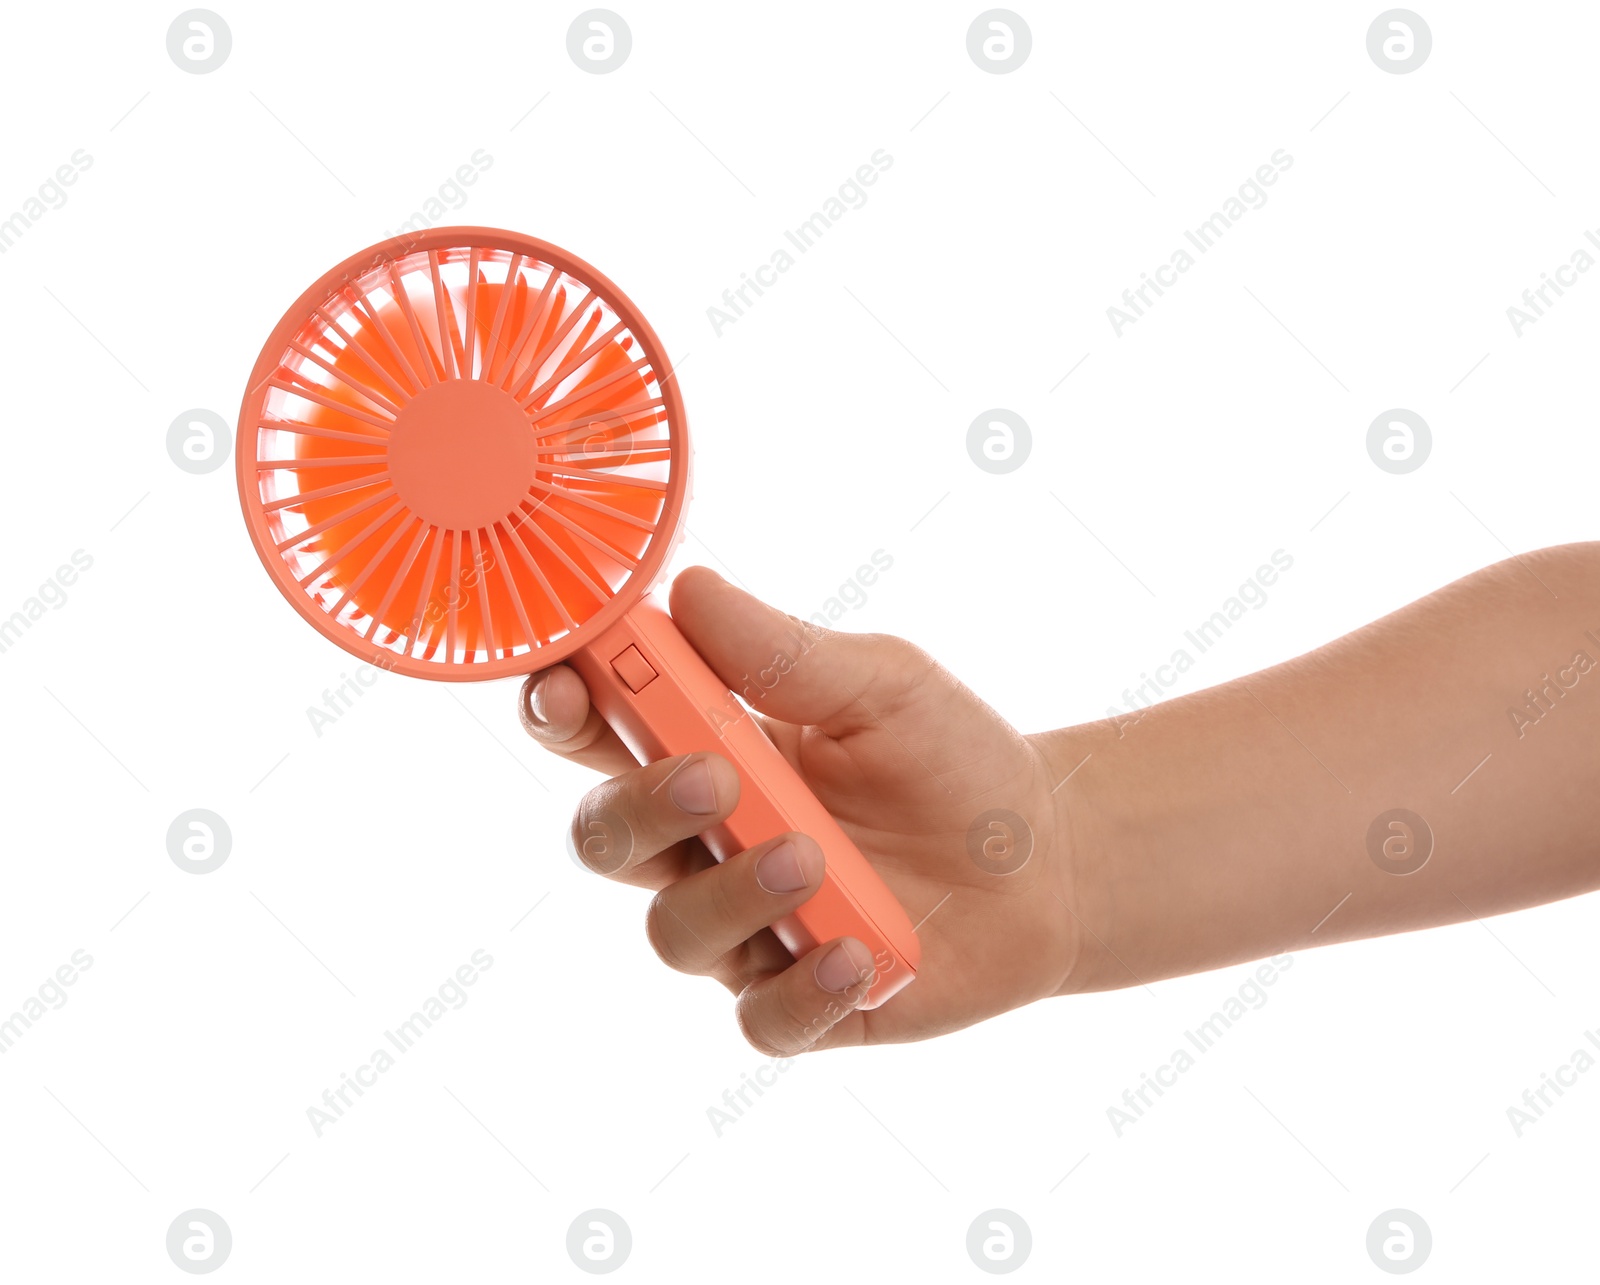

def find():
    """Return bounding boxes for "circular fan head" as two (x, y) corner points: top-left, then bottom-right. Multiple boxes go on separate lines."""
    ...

(237, 228), (688, 680)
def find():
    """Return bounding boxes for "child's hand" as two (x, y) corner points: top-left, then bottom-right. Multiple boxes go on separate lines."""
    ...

(518, 567), (1080, 1054)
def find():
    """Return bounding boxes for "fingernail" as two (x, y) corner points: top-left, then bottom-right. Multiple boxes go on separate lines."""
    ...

(669, 759), (718, 815)
(815, 939), (876, 994)
(525, 674), (549, 725)
(755, 841), (809, 894)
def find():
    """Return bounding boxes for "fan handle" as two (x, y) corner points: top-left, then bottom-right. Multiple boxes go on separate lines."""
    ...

(569, 596), (920, 1009)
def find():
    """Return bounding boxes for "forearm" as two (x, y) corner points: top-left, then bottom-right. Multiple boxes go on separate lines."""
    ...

(1047, 542), (1600, 993)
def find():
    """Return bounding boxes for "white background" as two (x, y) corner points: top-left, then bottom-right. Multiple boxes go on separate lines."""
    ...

(2, 0), (1597, 1279)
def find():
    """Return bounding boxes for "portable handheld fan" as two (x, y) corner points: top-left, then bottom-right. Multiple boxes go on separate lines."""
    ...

(236, 227), (919, 1007)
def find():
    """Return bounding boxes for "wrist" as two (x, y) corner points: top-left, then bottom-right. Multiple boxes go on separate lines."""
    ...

(1029, 721), (1123, 999)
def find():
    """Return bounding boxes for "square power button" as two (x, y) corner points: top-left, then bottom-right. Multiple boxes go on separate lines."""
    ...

(610, 644), (658, 694)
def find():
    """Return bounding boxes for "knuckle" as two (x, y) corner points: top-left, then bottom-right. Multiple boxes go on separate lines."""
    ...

(735, 975), (832, 1059)
(644, 892), (694, 974)
(625, 758), (687, 832)
(864, 633), (935, 705)
(569, 785), (637, 877)
(774, 985), (825, 1049)
(734, 992), (788, 1058)
(704, 861), (744, 931)
(872, 631), (931, 673)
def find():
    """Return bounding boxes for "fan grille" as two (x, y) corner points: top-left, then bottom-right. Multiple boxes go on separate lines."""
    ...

(237, 230), (687, 679)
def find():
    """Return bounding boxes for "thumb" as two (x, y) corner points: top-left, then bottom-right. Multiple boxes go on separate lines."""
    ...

(667, 566), (926, 737)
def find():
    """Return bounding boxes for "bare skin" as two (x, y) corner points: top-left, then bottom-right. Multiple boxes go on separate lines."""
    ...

(519, 548), (1600, 1054)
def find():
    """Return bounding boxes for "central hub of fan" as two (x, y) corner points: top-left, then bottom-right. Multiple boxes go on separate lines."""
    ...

(387, 379), (537, 530)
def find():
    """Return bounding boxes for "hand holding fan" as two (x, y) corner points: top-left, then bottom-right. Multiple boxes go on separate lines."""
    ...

(236, 228), (920, 1007)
